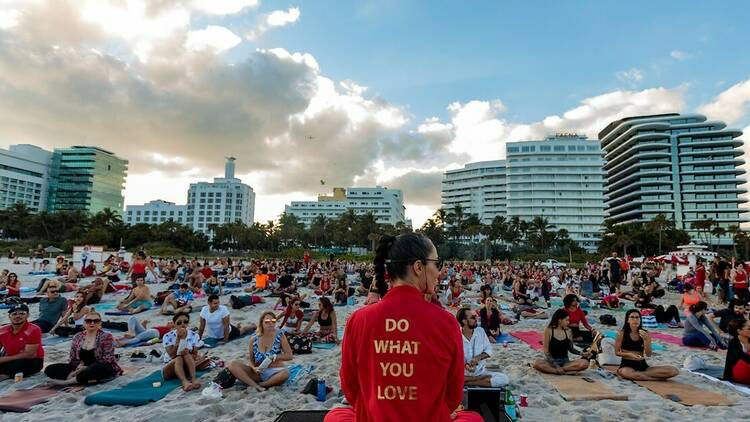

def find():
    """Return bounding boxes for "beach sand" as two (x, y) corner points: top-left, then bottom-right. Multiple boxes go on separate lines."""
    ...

(1, 259), (747, 421)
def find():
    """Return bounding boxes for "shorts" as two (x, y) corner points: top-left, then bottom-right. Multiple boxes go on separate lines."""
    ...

(129, 300), (152, 310)
(547, 357), (570, 367)
(259, 366), (287, 382)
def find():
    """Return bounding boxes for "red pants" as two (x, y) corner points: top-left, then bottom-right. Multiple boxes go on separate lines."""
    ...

(323, 407), (483, 422)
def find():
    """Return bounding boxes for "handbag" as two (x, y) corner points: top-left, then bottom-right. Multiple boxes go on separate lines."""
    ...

(287, 334), (312, 354)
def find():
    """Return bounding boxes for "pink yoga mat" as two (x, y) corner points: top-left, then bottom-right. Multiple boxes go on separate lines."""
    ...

(649, 332), (724, 352)
(0, 385), (82, 412)
(510, 330), (544, 351)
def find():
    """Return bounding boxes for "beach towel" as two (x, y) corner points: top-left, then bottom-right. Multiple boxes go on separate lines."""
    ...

(509, 330), (544, 351)
(689, 365), (750, 396)
(602, 365), (733, 406)
(0, 385), (84, 412)
(84, 370), (205, 406)
(650, 331), (723, 351)
(0, 287), (35, 296)
(224, 281), (242, 288)
(312, 342), (337, 350)
(93, 302), (117, 311)
(539, 373), (628, 401)
(28, 271), (56, 276)
(201, 329), (255, 348)
(104, 311), (136, 316)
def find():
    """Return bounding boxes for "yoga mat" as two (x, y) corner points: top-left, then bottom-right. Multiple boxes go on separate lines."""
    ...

(602, 331), (667, 351)
(602, 365), (734, 406)
(0, 287), (35, 295)
(509, 330), (544, 351)
(104, 311), (133, 316)
(93, 302), (117, 311)
(201, 329), (254, 348)
(0, 385), (83, 412)
(84, 370), (205, 406)
(274, 410), (328, 422)
(312, 342), (337, 350)
(42, 335), (72, 346)
(539, 373), (628, 401)
(496, 333), (517, 343)
(690, 366), (750, 396)
(650, 332), (723, 352)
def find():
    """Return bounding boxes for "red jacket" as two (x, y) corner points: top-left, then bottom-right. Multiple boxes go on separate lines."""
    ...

(340, 285), (464, 422)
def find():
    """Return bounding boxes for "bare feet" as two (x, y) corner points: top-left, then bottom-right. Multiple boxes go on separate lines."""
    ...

(181, 382), (192, 391)
(191, 381), (201, 390)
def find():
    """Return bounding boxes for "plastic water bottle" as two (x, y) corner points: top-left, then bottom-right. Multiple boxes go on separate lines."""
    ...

(316, 378), (326, 401)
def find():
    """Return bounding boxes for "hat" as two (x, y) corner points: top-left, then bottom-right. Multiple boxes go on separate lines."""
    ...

(8, 303), (29, 314)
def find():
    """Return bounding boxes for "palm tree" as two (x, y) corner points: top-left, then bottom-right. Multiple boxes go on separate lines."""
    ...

(712, 226), (727, 251)
(727, 225), (742, 256)
(649, 214), (670, 254)
(529, 216), (556, 252)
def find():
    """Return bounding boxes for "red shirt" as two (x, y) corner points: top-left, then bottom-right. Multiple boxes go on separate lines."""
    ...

(695, 266), (706, 290)
(0, 321), (44, 359)
(200, 267), (214, 279)
(565, 307), (591, 330)
(340, 285), (464, 422)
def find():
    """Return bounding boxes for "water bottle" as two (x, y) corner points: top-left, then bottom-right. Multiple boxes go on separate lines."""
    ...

(316, 378), (326, 401)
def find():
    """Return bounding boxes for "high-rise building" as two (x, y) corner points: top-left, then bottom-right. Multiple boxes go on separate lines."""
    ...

(441, 160), (507, 225)
(600, 113), (748, 245)
(440, 135), (605, 251)
(285, 186), (405, 227)
(47, 146), (128, 215)
(185, 157), (255, 235)
(506, 135), (605, 251)
(0, 144), (53, 212)
(124, 200), (188, 225)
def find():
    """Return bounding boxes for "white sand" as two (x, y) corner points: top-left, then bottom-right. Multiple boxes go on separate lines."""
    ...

(0, 259), (748, 422)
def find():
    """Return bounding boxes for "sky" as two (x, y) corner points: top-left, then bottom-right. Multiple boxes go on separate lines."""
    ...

(0, 0), (749, 228)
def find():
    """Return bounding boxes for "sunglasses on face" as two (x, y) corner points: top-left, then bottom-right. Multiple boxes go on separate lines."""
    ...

(48, 290), (59, 294)
(84, 319), (101, 324)
(175, 320), (189, 326)
(263, 318), (277, 324)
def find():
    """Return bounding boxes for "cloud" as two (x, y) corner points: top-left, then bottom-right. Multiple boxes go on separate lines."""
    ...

(670, 50), (693, 61)
(379, 170), (444, 206)
(0, 9), (20, 30)
(189, 0), (260, 15)
(185, 25), (241, 52)
(247, 7), (301, 40)
(616, 68), (644, 85)
(697, 79), (750, 124)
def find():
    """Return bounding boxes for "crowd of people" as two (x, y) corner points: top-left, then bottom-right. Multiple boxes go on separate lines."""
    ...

(0, 240), (748, 420)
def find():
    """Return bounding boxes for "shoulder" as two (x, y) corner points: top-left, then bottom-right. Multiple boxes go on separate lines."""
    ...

(163, 331), (176, 341)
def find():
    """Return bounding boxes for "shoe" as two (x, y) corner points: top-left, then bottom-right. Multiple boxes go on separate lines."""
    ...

(149, 349), (162, 358)
(130, 351), (147, 360)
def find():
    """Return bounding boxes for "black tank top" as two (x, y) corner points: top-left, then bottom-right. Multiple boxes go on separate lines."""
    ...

(549, 329), (569, 359)
(80, 348), (96, 366)
(620, 331), (648, 370)
(318, 311), (332, 327)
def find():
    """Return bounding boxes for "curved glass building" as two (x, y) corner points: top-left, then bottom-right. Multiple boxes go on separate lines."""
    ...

(599, 113), (747, 245)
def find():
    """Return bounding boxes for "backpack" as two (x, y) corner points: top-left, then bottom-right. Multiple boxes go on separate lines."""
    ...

(287, 334), (312, 354)
(154, 290), (171, 305)
(599, 314), (617, 326)
(212, 368), (236, 389)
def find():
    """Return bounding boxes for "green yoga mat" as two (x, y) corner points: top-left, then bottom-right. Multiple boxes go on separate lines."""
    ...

(84, 370), (204, 406)
(602, 331), (667, 351)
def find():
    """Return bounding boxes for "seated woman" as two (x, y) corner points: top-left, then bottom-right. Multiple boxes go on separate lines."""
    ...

(81, 260), (97, 278)
(302, 297), (340, 344)
(116, 276), (152, 314)
(161, 283), (194, 315)
(532, 309), (591, 375)
(563, 294), (595, 342)
(278, 298), (304, 334)
(162, 312), (209, 391)
(332, 277), (349, 306)
(683, 301), (727, 350)
(723, 318), (750, 385)
(680, 283), (702, 314)
(80, 277), (108, 305)
(227, 311), (294, 392)
(4, 272), (21, 296)
(479, 298), (510, 342)
(615, 309), (679, 380)
(512, 275), (535, 306)
(54, 256), (66, 276)
(44, 311), (122, 385)
(444, 279), (464, 307)
(198, 294), (256, 344)
(203, 276), (222, 296)
(478, 283), (494, 305)
(116, 316), (173, 347)
(57, 261), (80, 284)
(314, 275), (332, 296)
(50, 291), (90, 337)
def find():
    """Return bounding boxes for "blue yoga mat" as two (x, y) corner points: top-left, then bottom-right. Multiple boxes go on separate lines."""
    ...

(312, 342), (337, 350)
(84, 370), (206, 406)
(201, 329), (254, 348)
(496, 333), (517, 343)
(104, 311), (133, 316)
(94, 302), (117, 311)
(602, 330), (667, 351)
(0, 287), (35, 295)
(42, 335), (72, 346)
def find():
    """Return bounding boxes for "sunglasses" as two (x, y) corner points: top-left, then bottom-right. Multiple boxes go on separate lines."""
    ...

(84, 319), (101, 324)
(175, 320), (189, 326)
(48, 290), (59, 293)
(263, 318), (277, 323)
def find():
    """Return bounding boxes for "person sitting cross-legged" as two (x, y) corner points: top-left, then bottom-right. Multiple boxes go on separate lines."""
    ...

(456, 308), (509, 387)
(161, 283), (194, 315)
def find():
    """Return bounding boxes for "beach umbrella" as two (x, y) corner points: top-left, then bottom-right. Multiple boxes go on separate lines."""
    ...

(44, 245), (63, 258)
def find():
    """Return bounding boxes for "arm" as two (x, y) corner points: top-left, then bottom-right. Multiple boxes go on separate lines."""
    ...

(332, 310), (340, 343)
(580, 310), (593, 331)
(198, 317), (206, 339)
(276, 334), (293, 362)
(614, 330), (642, 360)
(445, 321), (465, 410)
(565, 329), (581, 355)
(686, 314), (718, 345)
(542, 328), (552, 358)
(0, 343), (39, 364)
(302, 312), (317, 333)
(51, 303), (73, 333)
(639, 330), (653, 357)
(339, 316), (360, 407)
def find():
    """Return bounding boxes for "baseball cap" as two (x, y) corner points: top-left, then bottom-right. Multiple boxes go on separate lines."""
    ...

(8, 303), (29, 314)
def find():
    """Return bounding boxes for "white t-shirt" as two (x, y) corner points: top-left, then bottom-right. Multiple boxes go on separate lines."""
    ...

(162, 329), (200, 363)
(462, 327), (493, 376)
(200, 305), (230, 339)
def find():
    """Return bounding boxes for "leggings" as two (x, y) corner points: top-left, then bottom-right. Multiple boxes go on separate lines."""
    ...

(324, 407), (482, 422)
(45, 362), (115, 384)
(570, 326), (594, 342)
(654, 305), (681, 324)
(117, 316), (159, 346)
(0, 358), (43, 377)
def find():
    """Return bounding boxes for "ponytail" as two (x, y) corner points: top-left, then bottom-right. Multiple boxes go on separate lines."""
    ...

(372, 233), (434, 295)
(374, 234), (397, 288)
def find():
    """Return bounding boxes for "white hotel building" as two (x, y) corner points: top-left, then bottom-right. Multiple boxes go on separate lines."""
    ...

(285, 187), (405, 227)
(0, 144), (53, 212)
(124, 157), (255, 236)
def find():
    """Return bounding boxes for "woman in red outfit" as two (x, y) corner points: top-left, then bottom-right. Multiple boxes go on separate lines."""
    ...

(325, 233), (481, 422)
(724, 318), (750, 385)
(563, 294), (594, 342)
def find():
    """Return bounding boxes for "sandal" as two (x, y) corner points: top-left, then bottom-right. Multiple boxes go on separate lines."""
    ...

(130, 351), (147, 360)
